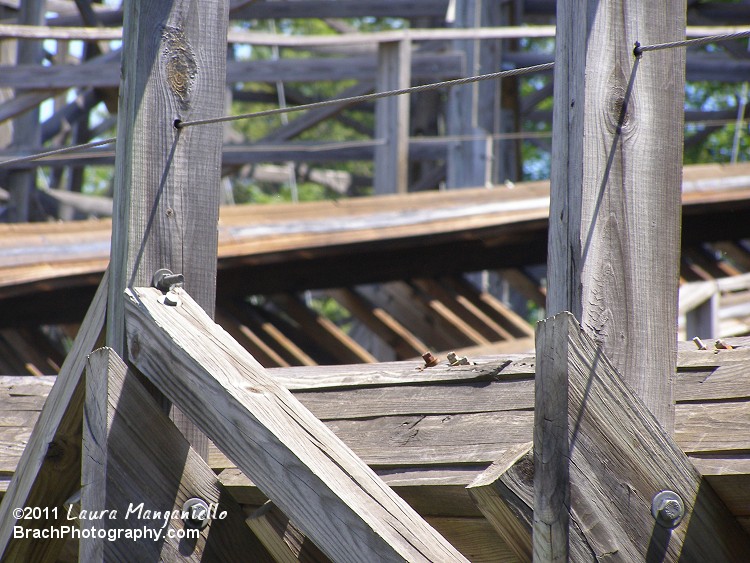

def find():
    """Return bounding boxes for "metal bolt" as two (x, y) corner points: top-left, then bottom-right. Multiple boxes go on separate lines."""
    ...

(692, 336), (706, 350)
(182, 498), (210, 530)
(447, 352), (470, 366)
(651, 490), (685, 528)
(422, 352), (439, 367)
(152, 268), (185, 293)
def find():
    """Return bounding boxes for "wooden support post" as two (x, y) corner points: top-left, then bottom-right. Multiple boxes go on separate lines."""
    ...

(534, 312), (750, 562)
(6, 0), (45, 221)
(546, 0), (686, 430)
(0, 269), (107, 562)
(446, 0), (499, 189)
(125, 286), (469, 563)
(374, 39), (410, 195)
(107, 0), (229, 457)
(82, 347), (272, 561)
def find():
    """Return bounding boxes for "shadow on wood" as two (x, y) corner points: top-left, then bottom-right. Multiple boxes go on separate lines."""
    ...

(83, 348), (272, 561)
(534, 311), (750, 562)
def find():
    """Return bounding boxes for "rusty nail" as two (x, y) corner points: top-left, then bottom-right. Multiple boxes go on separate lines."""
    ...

(422, 352), (439, 367)
(715, 339), (733, 350)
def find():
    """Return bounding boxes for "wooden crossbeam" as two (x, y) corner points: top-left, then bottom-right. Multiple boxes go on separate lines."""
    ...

(534, 312), (750, 561)
(440, 275), (535, 338)
(0, 268), (107, 562)
(326, 287), (428, 359)
(215, 308), (290, 368)
(272, 294), (377, 364)
(82, 347), (273, 561)
(124, 285), (469, 562)
(414, 278), (514, 341)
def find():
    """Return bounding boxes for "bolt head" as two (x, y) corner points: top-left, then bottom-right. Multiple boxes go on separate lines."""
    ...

(422, 352), (439, 367)
(163, 291), (180, 307)
(651, 490), (685, 528)
(183, 498), (210, 530)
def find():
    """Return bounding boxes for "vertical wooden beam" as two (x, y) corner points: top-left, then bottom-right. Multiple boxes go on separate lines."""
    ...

(107, 0), (229, 457)
(546, 0), (685, 429)
(446, 0), (496, 189)
(685, 292), (719, 340)
(374, 39), (410, 195)
(6, 0), (45, 222)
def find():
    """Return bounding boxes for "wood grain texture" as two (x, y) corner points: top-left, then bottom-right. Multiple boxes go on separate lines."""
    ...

(546, 0), (686, 430)
(82, 348), (272, 562)
(107, 0), (227, 347)
(534, 312), (750, 562)
(246, 502), (330, 563)
(467, 442), (535, 562)
(0, 269), (107, 562)
(107, 0), (229, 459)
(125, 286), (468, 563)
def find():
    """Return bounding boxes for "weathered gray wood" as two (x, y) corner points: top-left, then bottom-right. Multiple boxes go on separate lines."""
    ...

(534, 312), (750, 562)
(246, 502), (330, 563)
(0, 268), (107, 562)
(374, 39), (410, 194)
(676, 363), (750, 402)
(124, 285), (469, 563)
(82, 347), (272, 561)
(467, 443), (534, 562)
(546, 0), (686, 430)
(446, 0), (488, 189)
(107, 0), (229, 457)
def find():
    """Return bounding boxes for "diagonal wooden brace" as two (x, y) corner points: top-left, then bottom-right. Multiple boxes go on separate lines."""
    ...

(125, 285), (468, 563)
(534, 312), (750, 562)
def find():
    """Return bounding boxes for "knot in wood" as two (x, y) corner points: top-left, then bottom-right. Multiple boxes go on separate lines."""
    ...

(161, 26), (197, 109)
(608, 85), (631, 133)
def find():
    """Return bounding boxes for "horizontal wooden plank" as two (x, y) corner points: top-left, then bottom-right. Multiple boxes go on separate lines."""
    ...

(220, 466), (487, 517)
(0, 53), (463, 89)
(676, 401), (750, 453)
(1, 23), (738, 42)
(268, 357), (535, 391)
(294, 379), (534, 419)
(676, 363), (750, 402)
